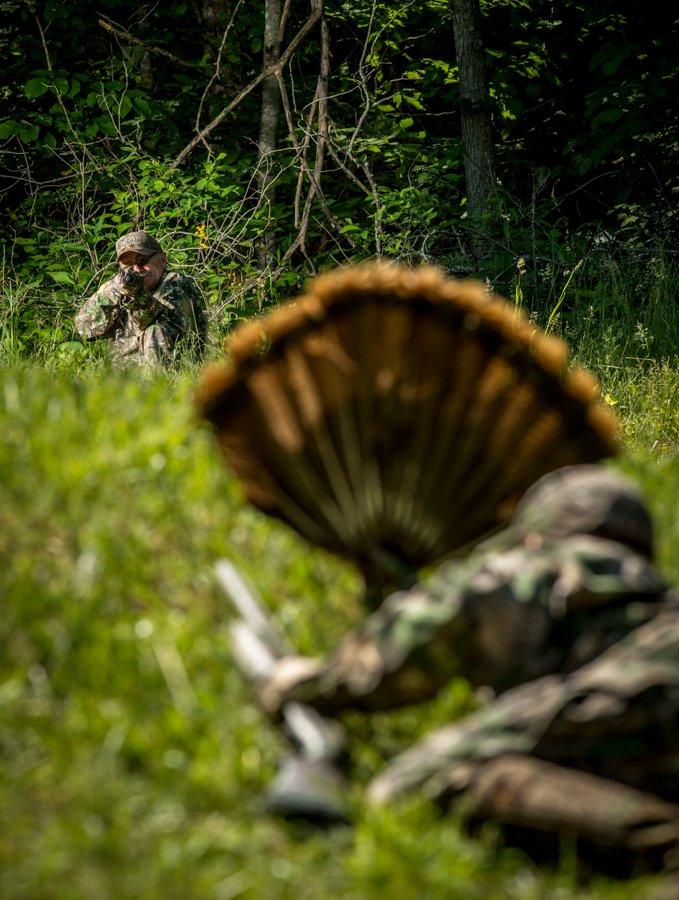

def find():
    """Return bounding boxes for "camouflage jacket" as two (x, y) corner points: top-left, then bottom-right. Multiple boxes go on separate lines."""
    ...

(368, 593), (679, 807)
(283, 535), (668, 714)
(75, 270), (207, 365)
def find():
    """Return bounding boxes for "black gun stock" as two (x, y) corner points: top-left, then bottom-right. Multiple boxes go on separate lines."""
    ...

(215, 560), (348, 823)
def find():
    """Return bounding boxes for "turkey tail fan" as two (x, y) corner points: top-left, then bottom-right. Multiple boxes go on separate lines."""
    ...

(197, 262), (618, 596)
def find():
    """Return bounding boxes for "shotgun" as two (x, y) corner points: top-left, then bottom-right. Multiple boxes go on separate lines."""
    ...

(215, 560), (348, 823)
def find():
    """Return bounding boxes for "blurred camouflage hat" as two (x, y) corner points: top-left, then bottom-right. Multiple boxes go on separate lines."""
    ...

(115, 231), (163, 261)
(491, 465), (654, 557)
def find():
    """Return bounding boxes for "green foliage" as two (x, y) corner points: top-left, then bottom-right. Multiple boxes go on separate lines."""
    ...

(2, 0), (676, 346)
(1, 3), (677, 893)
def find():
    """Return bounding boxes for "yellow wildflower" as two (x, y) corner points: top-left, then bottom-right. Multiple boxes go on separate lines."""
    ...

(195, 223), (209, 251)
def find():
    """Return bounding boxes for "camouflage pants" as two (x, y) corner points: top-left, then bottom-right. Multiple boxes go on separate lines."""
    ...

(368, 605), (679, 867)
(140, 323), (175, 366)
(113, 323), (179, 368)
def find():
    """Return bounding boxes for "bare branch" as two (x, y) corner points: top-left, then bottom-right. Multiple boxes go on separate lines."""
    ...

(171, 3), (323, 169)
(308, 15), (354, 245)
(98, 17), (198, 69)
(36, 16), (96, 164)
(348, 0), (378, 155)
(273, 11), (354, 260)
(195, 0), (245, 136)
(277, 73), (345, 239)
(257, 0), (285, 265)
(293, 83), (320, 226)
(277, 0), (294, 45)
(325, 141), (371, 196)
(170, 5), (323, 169)
(328, 121), (383, 255)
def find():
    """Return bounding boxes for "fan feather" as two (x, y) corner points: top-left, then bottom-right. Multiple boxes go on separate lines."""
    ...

(197, 262), (618, 583)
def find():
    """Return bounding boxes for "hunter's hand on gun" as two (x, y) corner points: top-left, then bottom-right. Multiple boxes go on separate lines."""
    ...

(116, 267), (152, 309)
(256, 655), (324, 718)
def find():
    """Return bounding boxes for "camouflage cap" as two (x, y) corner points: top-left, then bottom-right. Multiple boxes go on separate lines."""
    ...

(115, 231), (163, 261)
(489, 465), (654, 557)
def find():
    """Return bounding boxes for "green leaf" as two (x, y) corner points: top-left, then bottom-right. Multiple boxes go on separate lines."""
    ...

(49, 271), (74, 285)
(597, 108), (625, 124)
(19, 124), (40, 142)
(50, 78), (69, 96)
(404, 95), (425, 111)
(133, 97), (151, 116)
(24, 77), (50, 99)
(0, 120), (19, 139)
(100, 120), (118, 137)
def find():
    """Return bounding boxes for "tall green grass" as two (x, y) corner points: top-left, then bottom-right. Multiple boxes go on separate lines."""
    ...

(2, 249), (678, 368)
(0, 257), (677, 898)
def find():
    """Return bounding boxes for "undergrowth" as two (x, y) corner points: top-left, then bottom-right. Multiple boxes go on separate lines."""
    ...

(0, 259), (677, 898)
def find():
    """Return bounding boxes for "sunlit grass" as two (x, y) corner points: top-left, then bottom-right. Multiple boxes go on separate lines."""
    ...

(0, 354), (676, 899)
(1, 250), (677, 897)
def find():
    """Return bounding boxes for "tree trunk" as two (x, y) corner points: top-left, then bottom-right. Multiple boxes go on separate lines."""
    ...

(450, 0), (496, 263)
(257, 0), (283, 266)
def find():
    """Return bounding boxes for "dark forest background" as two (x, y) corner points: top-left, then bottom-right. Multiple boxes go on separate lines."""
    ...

(1, 0), (677, 351)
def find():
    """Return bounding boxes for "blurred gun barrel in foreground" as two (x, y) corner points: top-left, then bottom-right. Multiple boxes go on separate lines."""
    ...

(215, 560), (348, 823)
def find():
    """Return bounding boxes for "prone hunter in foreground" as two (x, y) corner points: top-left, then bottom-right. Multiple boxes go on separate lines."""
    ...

(197, 263), (679, 874)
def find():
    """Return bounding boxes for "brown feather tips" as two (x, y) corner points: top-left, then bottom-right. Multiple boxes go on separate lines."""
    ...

(195, 261), (619, 572)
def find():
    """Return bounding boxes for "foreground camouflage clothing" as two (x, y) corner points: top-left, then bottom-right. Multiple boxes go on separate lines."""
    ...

(368, 597), (679, 805)
(278, 534), (668, 713)
(367, 597), (679, 869)
(261, 466), (679, 865)
(75, 270), (206, 366)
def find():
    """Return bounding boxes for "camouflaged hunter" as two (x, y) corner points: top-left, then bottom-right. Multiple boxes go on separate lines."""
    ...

(259, 465), (679, 866)
(75, 231), (207, 366)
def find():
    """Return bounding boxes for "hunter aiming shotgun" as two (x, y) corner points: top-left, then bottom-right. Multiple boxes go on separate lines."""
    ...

(215, 560), (348, 823)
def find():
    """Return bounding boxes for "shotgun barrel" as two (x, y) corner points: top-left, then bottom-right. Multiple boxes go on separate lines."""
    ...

(215, 560), (348, 822)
